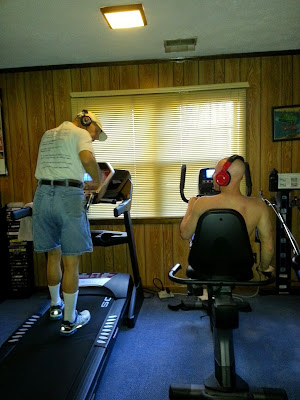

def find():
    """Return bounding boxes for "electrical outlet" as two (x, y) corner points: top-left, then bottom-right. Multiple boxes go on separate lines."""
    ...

(158, 290), (174, 299)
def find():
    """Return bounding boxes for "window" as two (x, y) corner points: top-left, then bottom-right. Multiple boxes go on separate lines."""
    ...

(71, 83), (248, 219)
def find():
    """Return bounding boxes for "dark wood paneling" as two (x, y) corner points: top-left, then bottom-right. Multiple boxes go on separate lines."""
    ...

(158, 63), (173, 87)
(173, 62), (184, 87)
(260, 57), (282, 194)
(80, 68), (91, 92)
(71, 69), (82, 92)
(6, 73), (32, 203)
(42, 70), (56, 130)
(139, 64), (159, 88)
(109, 66), (120, 90)
(280, 56), (293, 172)
(24, 71), (46, 196)
(225, 58), (240, 83)
(79, 252), (92, 274)
(0, 73), (13, 204)
(292, 55), (300, 271)
(292, 55), (300, 171)
(145, 223), (164, 286)
(120, 65), (139, 89)
(183, 60), (199, 85)
(214, 59), (225, 83)
(53, 69), (72, 124)
(240, 57), (261, 196)
(0, 54), (299, 288)
(90, 66), (110, 91)
(198, 60), (214, 85)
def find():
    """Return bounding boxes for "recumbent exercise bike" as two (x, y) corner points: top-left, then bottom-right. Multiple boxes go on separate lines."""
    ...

(168, 163), (288, 399)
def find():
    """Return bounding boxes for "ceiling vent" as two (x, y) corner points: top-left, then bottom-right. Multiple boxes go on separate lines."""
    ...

(164, 37), (197, 53)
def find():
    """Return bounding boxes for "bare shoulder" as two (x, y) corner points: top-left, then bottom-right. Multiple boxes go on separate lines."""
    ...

(246, 196), (266, 208)
(193, 194), (223, 214)
(194, 194), (221, 206)
(246, 196), (270, 219)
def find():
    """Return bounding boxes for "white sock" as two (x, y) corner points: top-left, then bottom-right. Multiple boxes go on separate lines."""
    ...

(63, 291), (78, 323)
(48, 284), (62, 306)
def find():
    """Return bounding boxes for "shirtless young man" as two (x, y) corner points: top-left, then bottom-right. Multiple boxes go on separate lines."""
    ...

(180, 156), (275, 299)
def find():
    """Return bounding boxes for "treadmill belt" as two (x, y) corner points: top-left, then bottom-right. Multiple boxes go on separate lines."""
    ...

(0, 295), (112, 400)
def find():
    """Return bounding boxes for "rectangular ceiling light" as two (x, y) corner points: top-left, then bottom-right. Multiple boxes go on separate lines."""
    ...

(100, 4), (147, 29)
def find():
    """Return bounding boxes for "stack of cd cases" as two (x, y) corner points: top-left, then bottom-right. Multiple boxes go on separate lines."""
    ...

(5, 202), (34, 297)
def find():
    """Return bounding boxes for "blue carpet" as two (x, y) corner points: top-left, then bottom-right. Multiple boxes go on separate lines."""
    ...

(0, 292), (299, 400)
(96, 294), (300, 400)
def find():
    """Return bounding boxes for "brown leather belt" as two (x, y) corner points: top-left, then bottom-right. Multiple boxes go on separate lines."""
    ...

(39, 179), (83, 188)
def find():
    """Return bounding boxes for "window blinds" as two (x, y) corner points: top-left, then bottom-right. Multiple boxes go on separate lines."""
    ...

(71, 84), (248, 219)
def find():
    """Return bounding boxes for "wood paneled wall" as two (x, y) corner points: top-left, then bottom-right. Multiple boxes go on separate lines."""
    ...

(0, 53), (299, 288)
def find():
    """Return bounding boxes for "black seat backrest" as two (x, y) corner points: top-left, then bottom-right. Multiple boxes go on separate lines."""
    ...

(188, 209), (254, 281)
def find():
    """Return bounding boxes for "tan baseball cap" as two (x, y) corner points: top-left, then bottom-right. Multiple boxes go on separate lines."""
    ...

(77, 110), (107, 141)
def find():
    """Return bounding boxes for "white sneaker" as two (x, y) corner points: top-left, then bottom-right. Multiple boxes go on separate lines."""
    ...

(49, 301), (64, 320)
(60, 310), (91, 336)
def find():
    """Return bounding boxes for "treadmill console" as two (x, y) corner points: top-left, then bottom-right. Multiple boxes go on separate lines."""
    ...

(198, 167), (219, 196)
(84, 162), (115, 187)
(84, 162), (115, 207)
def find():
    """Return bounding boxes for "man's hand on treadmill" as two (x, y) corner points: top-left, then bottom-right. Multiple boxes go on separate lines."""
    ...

(84, 182), (108, 204)
(93, 183), (109, 203)
(84, 181), (101, 192)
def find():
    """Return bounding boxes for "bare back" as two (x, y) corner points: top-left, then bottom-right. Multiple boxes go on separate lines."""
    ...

(204, 193), (266, 236)
(181, 192), (271, 237)
(180, 156), (275, 270)
(180, 192), (274, 270)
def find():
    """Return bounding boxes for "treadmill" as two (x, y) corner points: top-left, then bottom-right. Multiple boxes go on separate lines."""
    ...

(0, 167), (143, 400)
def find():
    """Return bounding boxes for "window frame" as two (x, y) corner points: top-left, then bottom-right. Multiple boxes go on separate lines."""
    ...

(71, 82), (249, 220)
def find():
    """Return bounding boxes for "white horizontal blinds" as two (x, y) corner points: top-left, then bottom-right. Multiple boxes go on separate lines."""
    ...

(71, 86), (246, 218)
(178, 89), (247, 202)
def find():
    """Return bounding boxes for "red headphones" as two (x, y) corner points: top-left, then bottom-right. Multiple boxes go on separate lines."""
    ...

(215, 155), (245, 186)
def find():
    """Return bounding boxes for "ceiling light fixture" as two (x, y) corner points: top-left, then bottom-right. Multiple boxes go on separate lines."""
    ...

(100, 4), (147, 29)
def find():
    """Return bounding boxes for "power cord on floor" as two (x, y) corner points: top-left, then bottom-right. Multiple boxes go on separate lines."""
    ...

(153, 278), (174, 299)
(142, 288), (157, 298)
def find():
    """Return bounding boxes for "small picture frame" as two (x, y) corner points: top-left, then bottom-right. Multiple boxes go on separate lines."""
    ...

(272, 105), (300, 142)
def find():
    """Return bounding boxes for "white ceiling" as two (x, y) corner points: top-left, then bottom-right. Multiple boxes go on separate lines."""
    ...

(1, 0), (300, 70)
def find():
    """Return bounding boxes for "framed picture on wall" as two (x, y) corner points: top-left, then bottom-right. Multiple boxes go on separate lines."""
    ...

(272, 104), (300, 142)
(0, 89), (8, 175)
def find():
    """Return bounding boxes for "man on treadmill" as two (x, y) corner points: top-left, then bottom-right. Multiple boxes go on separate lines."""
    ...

(33, 110), (106, 336)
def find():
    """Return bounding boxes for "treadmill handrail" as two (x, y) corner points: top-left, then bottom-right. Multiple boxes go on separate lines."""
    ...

(113, 178), (133, 217)
(114, 198), (131, 217)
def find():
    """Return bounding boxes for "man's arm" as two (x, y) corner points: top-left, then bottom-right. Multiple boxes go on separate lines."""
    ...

(180, 197), (202, 240)
(257, 202), (275, 271)
(79, 150), (102, 191)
